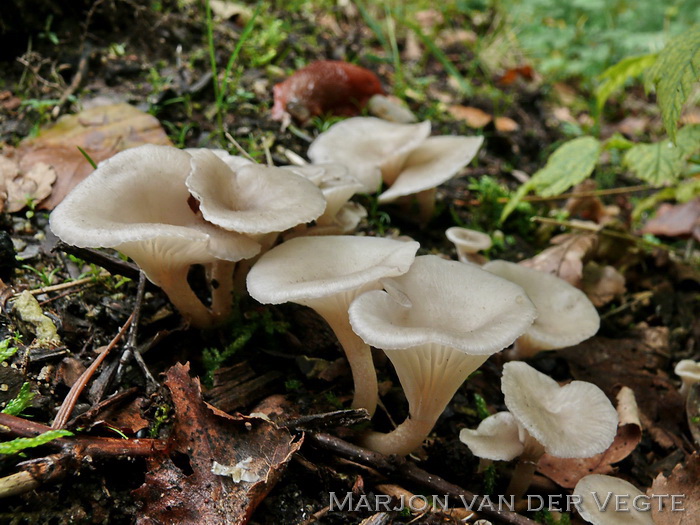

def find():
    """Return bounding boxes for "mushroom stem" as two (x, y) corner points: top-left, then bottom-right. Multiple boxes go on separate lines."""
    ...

(160, 266), (216, 329)
(312, 303), (378, 416)
(505, 435), (545, 501)
(209, 260), (236, 324)
(360, 345), (490, 456)
(415, 187), (437, 223)
(361, 416), (437, 456)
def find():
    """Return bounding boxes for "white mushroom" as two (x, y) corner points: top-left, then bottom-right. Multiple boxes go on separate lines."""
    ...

(573, 474), (654, 525)
(246, 236), (420, 415)
(675, 359), (700, 398)
(445, 227), (492, 264)
(483, 260), (600, 359)
(348, 255), (537, 456)
(49, 145), (260, 328)
(307, 117), (432, 192)
(459, 412), (524, 461)
(499, 362), (619, 499)
(377, 135), (484, 222)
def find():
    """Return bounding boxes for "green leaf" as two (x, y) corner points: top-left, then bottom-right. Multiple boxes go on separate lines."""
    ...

(0, 338), (18, 363)
(645, 25), (700, 142)
(624, 124), (700, 185)
(500, 137), (601, 223)
(0, 429), (73, 455)
(596, 53), (658, 113)
(530, 137), (602, 197)
(2, 383), (35, 416)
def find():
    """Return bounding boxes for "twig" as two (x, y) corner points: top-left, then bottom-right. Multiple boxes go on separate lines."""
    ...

(19, 276), (101, 296)
(51, 43), (91, 118)
(51, 312), (134, 429)
(306, 432), (538, 525)
(224, 132), (256, 162)
(53, 242), (141, 280)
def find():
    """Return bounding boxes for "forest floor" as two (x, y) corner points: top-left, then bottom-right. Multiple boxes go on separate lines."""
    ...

(0, 1), (698, 524)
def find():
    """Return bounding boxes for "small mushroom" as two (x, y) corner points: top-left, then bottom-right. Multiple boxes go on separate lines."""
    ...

(573, 474), (654, 525)
(483, 260), (600, 359)
(377, 135), (484, 222)
(49, 145), (260, 328)
(348, 255), (537, 456)
(458, 411), (524, 461)
(498, 362), (619, 499)
(308, 117), (432, 192)
(246, 236), (420, 415)
(675, 359), (700, 398)
(445, 227), (492, 264)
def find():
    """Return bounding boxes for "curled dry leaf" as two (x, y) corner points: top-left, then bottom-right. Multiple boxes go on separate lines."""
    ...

(271, 60), (384, 124)
(0, 155), (56, 213)
(17, 103), (171, 210)
(521, 232), (598, 287)
(649, 452), (700, 524)
(581, 261), (626, 307)
(494, 116), (519, 132)
(537, 386), (642, 488)
(133, 363), (302, 525)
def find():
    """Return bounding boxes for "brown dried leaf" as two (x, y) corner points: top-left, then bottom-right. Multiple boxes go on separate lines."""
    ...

(4, 162), (56, 212)
(538, 386), (642, 488)
(17, 103), (171, 210)
(447, 105), (492, 128)
(649, 453), (700, 524)
(494, 116), (519, 132)
(641, 198), (700, 242)
(133, 363), (302, 525)
(581, 262), (626, 307)
(560, 329), (686, 449)
(521, 232), (598, 287)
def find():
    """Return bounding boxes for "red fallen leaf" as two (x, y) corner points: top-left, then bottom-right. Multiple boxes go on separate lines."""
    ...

(650, 453), (700, 524)
(497, 65), (535, 86)
(16, 103), (171, 210)
(133, 363), (302, 525)
(271, 60), (384, 124)
(538, 386), (642, 488)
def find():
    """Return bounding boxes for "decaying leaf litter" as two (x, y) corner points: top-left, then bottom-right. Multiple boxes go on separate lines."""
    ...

(0, 1), (699, 524)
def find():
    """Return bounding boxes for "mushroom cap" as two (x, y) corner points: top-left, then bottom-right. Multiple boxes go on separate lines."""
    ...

(377, 136), (484, 203)
(187, 150), (326, 235)
(246, 236), (420, 305)
(307, 117), (432, 192)
(573, 474), (654, 525)
(184, 148), (253, 171)
(459, 412), (524, 461)
(283, 163), (364, 224)
(348, 255), (537, 355)
(49, 144), (260, 286)
(675, 359), (700, 382)
(483, 260), (600, 352)
(445, 226), (492, 254)
(501, 362), (618, 458)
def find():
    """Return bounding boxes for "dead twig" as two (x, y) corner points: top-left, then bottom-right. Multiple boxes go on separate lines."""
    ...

(53, 242), (141, 280)
(306, 432), (539, 525)
(51, 312), (134, 429)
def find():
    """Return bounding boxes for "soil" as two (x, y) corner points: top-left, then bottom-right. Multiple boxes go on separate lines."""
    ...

(0, 2), (698, 525)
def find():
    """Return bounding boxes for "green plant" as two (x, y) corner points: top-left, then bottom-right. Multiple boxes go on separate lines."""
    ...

(149, 404), (171, 438)
(1, 383), (34, 416)
(20, 264), (60, 286)
(0, 338), (18, 363)
(0, 429), (73, 456)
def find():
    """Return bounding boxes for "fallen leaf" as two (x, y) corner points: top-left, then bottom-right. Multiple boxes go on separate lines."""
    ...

(17, 103), (171, 209)
(581, 261), (626, 307)
(538, 386), (642, 488)
(494, 116), (519, 132)
(641, 198), (700, 242)
(521, 232), (598, 287)
(133, 363), (302, 525)
(447, 105), (492, 128)
(4, 161), (56, 212)
(649, 453), (700, 524)
(560, 329), (686, 449)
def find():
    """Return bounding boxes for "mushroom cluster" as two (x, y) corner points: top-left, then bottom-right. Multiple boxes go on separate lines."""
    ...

(48, 115), (609, 465)
(459, 362), (618, 499)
